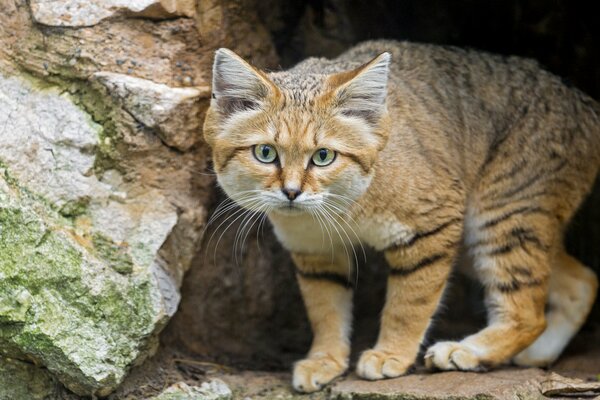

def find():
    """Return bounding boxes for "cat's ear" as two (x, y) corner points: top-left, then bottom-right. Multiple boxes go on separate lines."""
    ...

(211, 48), (276, 117)
(328, 52), (390, 124)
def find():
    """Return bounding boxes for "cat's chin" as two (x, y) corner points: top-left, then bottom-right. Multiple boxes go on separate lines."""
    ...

(270, 204), (310, 216)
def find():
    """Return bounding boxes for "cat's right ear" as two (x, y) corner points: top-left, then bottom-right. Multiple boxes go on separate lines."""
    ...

(211, 49), (276, 118)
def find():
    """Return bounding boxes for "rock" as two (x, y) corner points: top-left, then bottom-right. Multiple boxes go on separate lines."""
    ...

(0, 0), (280, 396)
(0, 71), (183, 396)
(0, 356), (70, 400)
(30, 0), (196, 27)
(331, 369), (548, 400)
(540, 372), (600, 397)
(92, 72), (210, 151)
(152, 380), (232, 400)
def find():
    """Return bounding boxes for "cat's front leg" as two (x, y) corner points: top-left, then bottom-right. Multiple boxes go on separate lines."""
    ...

(357, 218), (462, 380)
(291, 252), (353, 393)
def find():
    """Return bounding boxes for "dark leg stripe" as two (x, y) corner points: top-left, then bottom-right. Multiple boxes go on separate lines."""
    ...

(389, 253), (447, 277)
(480, 206), (553, 229)
(509, 265), (534, 278)
(386, 218), (462, 251)
(296, 270), (355, 288)
(485, 227), (548, 256)
(495, 278), (544, 293)
(482, 189), (559, 213)
(492, 160), (567, 201)
(489, 159), (528, 186)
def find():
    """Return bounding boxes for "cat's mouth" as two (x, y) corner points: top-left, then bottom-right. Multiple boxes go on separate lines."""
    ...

(272, 202), (309, 215)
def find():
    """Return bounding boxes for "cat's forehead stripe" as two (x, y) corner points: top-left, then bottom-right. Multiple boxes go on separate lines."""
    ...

(269, 73), (328, 105)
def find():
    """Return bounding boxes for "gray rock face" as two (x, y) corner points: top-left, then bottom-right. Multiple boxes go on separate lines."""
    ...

(92, 72), (209, 151)
(0, 72), (186, 396)
(30, 0), (196, 27)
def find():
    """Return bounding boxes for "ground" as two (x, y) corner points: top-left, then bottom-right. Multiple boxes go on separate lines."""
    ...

(108, 324), (600, 400)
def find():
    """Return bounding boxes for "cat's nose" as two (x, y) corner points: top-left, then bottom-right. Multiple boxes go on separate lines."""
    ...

(281, 188), (302, 201)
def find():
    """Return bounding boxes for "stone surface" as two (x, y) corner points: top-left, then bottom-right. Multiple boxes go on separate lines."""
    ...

(0, 70), (193, 395)
(0, 0), (279, 396)
(30, 0), (196, 27)
(0, 356), (71, 400)
(93, 72), (210, 151)
(331, 369), (547, 400)
(0, 154), (165, 396)
(0, 65), (210, 395)
(152, 380), (232, 400)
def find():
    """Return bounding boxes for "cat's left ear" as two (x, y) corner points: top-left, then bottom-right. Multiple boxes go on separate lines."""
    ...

(327, 52), (391, 124)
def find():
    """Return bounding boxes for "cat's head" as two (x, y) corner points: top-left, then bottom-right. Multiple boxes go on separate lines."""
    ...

(203, 48), (391, 216)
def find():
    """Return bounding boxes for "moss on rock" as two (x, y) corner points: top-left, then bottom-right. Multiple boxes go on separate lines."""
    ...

(0, 356), (67, 400)
(0, 163), (167, 396)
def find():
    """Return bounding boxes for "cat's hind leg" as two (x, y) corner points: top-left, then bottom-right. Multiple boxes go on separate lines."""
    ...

(425, 207), (553, 370)
(513, 250), (598, 366)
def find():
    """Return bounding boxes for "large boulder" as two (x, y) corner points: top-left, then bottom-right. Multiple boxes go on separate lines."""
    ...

(0, 72), (181, 396)
(0, 0), (279, 395)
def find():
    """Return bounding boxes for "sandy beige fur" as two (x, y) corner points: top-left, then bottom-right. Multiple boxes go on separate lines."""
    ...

(203, 40), (600, 393)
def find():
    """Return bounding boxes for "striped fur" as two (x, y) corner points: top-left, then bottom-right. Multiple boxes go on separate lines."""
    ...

(203, 40), (600, 393)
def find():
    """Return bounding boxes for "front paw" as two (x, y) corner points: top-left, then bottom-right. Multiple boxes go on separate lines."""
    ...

(424, 341), (484, 371)
(356, 349), (412, 380)
(293, 353), (348, 393)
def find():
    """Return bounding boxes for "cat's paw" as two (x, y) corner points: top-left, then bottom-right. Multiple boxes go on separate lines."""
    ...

(292, 353), (347, 393)
(424, 341), (484, 371)
(356, 349), (412, 380)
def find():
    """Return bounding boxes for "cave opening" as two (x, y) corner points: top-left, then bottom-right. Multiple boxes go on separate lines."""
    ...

(125, 0), (600, 397)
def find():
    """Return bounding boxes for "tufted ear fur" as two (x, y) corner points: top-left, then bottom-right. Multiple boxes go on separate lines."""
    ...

(328, 52), (391, 124)
(211, 48), (276, 118)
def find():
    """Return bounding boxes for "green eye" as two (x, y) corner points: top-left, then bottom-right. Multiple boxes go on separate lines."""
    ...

(312, 148), (336, 166)
(254, 144), (277, 163)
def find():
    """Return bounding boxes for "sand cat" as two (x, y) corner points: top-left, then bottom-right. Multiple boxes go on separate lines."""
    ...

(202, 40), (599, 393)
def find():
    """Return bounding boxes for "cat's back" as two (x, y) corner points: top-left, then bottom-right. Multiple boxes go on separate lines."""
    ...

(344, 40), (599, 172)
(296, 39), (598, 122)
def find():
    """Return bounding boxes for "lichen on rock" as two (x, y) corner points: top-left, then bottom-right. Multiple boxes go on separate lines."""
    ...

(0, 162), (168, 396)
(0, 72), (186, 396)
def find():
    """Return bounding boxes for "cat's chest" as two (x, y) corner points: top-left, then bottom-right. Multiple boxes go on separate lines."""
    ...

(270, 214), (343, 253)
(357, 213), (415, 251)
(269, 211), (415, 254)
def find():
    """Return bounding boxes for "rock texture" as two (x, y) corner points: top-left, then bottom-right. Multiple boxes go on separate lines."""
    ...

(0, 356), (72, 400)
(30, 0), (197, 27)
(331, 369), (548, 400)
(0, 73), (178, 396)
(92, 72), (210, 151)
(0, 0), (278, 396)
(151, 380), (232, 400)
